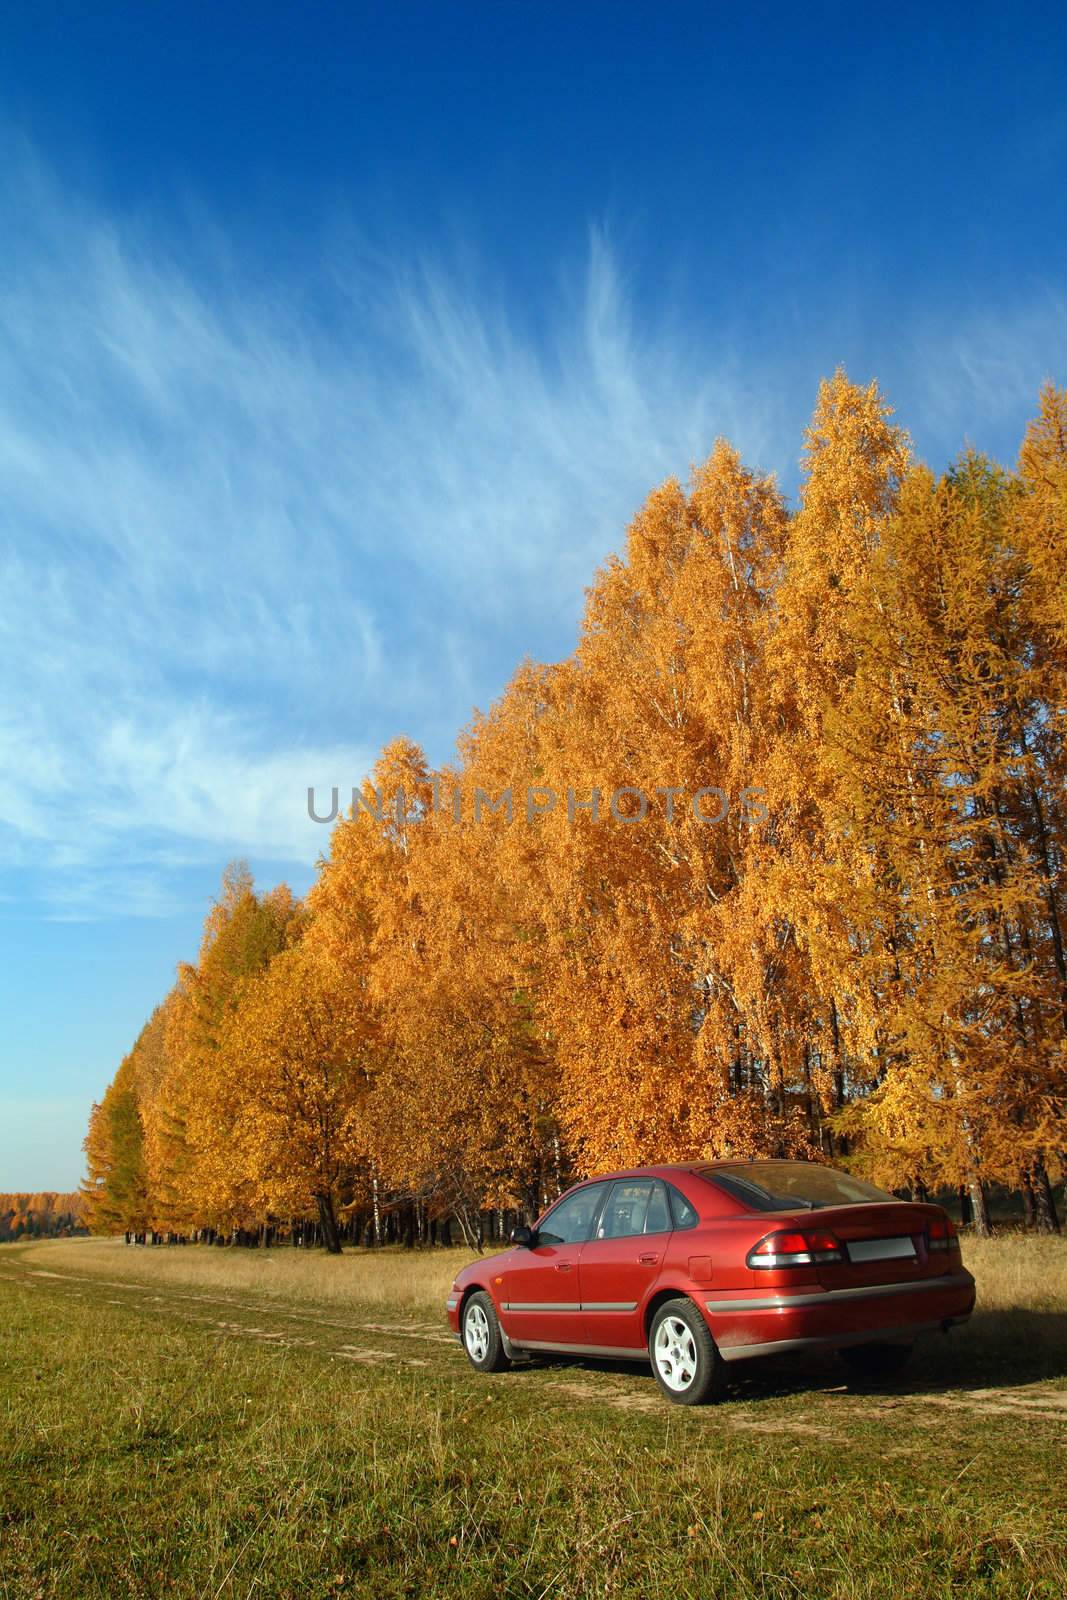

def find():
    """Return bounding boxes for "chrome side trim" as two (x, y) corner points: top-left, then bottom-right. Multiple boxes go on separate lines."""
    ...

(503, 1302), (582, 1313)
(706, 1270), (973, 1314)
(717, 1315), (967, 1362)
(501, 1301), (637, 1313)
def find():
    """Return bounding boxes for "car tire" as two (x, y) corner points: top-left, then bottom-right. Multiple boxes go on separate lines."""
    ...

(840, 1341), (913, 1379)
(461, 1290), (513, 1374)
(649, 1297), (725, 1405)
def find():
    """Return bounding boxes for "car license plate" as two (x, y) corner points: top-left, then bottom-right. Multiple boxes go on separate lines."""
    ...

(845, 1236), (917, 1263)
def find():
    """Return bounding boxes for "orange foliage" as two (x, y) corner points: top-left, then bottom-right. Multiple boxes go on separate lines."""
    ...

(84, 377), (1067, 1238)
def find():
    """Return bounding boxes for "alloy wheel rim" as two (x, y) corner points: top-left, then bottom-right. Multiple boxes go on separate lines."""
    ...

(465, 1303), (490, 1362)
(654, 1315), (698, 1391)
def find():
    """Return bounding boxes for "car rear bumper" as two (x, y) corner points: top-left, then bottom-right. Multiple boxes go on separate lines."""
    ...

(704, 1268), (976, 1361)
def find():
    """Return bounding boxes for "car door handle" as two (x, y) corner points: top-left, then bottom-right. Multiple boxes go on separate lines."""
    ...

(555, 1260), (573, 1272)
(638, 1253), (660, 1265)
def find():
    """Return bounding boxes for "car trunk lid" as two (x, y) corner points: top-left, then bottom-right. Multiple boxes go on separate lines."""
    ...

(777, 1202), (951, 1290)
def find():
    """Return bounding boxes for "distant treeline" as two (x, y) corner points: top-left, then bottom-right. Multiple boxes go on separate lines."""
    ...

(0, 1193), (87, 1241)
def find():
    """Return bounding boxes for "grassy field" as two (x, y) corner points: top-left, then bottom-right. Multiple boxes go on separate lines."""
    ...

(6, 1233), (471, 1312)
(1, 1236), (1065, 1599)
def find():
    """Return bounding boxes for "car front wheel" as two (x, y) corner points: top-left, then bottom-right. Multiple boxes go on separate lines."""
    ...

(649, 1298), (724, 1405)
(461, 1290), (513, 1373)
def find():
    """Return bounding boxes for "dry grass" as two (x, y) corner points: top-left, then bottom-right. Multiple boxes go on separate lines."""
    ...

(11, 1233), (477, 1312)
(962, 1231), (1067, 1312)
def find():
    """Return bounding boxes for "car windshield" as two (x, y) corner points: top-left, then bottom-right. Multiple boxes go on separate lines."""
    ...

(700, 1161), (895, 1212)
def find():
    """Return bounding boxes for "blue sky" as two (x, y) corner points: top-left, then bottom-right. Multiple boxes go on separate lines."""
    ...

(2, 1), (1065, 1191)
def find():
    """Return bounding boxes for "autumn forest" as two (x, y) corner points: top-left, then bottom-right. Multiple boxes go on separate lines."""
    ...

(81, 374), (1067, 1248)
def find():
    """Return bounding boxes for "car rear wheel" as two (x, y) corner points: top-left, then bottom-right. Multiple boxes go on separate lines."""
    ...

(461, 1291), (513, 1373)
(840, 1340), (913, 1378)
(649, 1298), (724, 1405)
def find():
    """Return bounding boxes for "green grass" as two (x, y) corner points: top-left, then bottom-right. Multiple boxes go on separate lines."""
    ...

(1, 1238), (1065, 1599)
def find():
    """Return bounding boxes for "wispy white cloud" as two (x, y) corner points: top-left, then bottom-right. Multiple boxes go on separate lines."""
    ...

(906, 288), (1067, 451)
(1, 153), (783, 918)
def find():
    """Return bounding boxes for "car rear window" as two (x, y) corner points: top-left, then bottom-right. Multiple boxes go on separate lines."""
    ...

(699, 1161), (894, 1211)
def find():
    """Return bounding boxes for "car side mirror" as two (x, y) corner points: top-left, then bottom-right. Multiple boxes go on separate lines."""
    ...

(510, 1224), (535, 1248)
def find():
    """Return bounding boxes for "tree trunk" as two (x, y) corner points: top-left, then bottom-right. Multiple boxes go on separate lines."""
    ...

(1020, 1170), (1037, 1229)
(316, 1192), (343, 1254)
(1019, 748), (1067, 1032)
(1032, 1161), (1061, 1234)
(453, 1204), (480, 1252)
(969, 1179), (992, 1238)
(828, 997), (845, 1158)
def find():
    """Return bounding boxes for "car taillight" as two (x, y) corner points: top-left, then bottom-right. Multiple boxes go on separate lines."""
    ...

(746, 1228), (844, 1268)
(927, 1216), (957, 1251)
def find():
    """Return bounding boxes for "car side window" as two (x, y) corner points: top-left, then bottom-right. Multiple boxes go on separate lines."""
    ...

(597, 1180), (656, 1239)
(537, 1182), (609, 1245)
(667, 1183), (699, 1229)
(644, 1180), (671, 1234)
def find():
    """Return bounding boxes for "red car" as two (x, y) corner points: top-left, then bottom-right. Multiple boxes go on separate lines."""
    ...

(445, 1160), (975, 1404)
